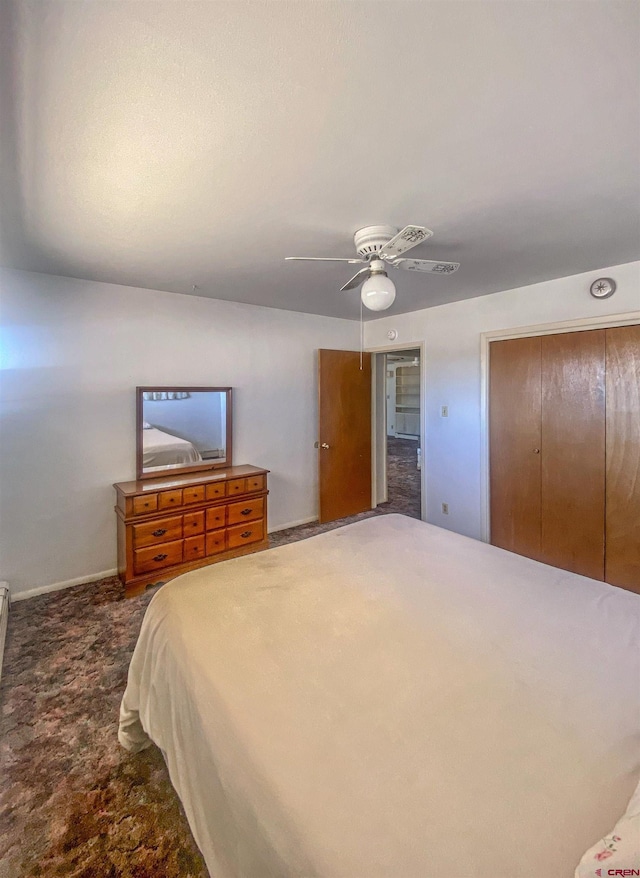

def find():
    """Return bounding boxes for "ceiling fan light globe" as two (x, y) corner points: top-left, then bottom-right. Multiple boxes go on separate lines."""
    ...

(361, 274), (396, 311)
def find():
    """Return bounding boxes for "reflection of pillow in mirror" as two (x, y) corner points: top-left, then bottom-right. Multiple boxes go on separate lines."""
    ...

(142, 421), (153, 430)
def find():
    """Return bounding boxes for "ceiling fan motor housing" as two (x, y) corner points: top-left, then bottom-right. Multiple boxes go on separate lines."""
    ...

(354, 225), (399, 260)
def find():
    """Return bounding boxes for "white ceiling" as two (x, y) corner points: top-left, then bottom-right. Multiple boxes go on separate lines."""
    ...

(1, 0), (639, 320)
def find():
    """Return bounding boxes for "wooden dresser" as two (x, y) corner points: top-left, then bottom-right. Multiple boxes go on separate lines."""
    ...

(114, 465), (269, 597)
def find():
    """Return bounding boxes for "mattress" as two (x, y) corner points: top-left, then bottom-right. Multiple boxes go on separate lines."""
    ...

(142, 426), (202, 468)
(119, 514), (640, 878)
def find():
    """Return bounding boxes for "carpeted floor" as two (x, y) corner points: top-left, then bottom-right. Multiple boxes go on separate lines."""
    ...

(0, 441), (420, 878)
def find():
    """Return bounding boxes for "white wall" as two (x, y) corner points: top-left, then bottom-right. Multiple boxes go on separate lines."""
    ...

(0, 269), (358, 597)
(3, 261), (638, 598)
(365, 261), (640, 541)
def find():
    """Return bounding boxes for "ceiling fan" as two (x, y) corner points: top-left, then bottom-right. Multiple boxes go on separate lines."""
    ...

(286, 225), (460, 311)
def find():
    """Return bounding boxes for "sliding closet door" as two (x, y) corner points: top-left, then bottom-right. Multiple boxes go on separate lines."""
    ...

(539, 330), (606, 580)
(490, 337), (542, 560)
(605, 324), (640, 593)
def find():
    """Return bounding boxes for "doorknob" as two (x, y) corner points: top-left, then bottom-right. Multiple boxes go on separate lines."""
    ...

(321, 443), (330, 449)
(533, 448), (540, 454)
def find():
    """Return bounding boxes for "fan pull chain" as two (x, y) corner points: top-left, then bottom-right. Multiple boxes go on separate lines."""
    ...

(360, 295), (364, 370)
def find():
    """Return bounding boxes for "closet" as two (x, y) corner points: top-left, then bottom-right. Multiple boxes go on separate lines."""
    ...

(489, 324), (640, 593)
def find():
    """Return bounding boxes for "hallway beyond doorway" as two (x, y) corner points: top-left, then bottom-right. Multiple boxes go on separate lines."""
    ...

(269, 440), (421, 549)
(386, 437), (421, 520)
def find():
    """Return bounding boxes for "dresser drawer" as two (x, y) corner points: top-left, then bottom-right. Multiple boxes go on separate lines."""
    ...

(206, 530), (227, 556)
(132, 494), (158, 515)
(205, 482), (226, 501)
(226, 478), (247, 496)
(132, 515), (183, 548)
(227, 496), (265, 526)
(134, 539), (183, 575)
(246, 474), (266, 493)
(205, 506), (226, 531)
(159, 489), (183, 510)
(184, 535), (206, 561)
(183, 485), (205, 505)
(227, 520), (265, 549)
(183, 510), (205, 535)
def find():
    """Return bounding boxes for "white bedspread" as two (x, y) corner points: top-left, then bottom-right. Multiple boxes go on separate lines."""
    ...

(119, 514), (640, 878)
(142, 426), (202, 468)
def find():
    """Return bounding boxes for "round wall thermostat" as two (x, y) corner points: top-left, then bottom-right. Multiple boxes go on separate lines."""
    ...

(387, 329), (398, 340)
(590, 278), (616, 299)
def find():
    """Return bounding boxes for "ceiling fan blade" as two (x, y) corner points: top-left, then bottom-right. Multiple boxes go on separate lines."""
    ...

(340, 267), (371, 291)
(392, 258), (460, 274)
(379, 225), (433, 260)
(285, 257), (365, 264)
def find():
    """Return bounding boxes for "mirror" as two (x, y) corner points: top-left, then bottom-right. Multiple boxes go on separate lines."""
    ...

(136, 387), (232, 479)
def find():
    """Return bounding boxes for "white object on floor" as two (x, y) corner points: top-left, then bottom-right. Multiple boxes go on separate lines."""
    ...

(119, 515), (640, 878)
(0, 582), (9, 681)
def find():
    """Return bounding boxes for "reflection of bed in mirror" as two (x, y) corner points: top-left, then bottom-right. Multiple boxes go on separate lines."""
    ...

(142, 424), (202, 470)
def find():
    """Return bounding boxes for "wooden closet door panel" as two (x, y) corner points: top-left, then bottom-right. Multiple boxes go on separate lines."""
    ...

(540, 330), (606, 579)
(605, 324), (640, 593)
(490, 336), (542, 560)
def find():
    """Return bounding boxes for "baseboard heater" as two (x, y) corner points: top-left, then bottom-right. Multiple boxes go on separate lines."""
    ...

(0, 582), (9, 682)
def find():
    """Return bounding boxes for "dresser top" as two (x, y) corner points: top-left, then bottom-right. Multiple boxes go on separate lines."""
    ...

(114, 464), (269, 496)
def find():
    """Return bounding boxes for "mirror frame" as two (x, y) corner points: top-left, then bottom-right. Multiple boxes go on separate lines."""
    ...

(136, 386), (233, 480)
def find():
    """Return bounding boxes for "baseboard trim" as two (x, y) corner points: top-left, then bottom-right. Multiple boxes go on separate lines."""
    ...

(268, 516), (317, 533)
(0, 582), (9, 681)
(11, 569), (119, 603)
(11, 519), (319, 602)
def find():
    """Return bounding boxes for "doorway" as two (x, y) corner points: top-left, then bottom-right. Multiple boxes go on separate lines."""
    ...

(381, 349), (422, 519)
(313, 346), (424, 530)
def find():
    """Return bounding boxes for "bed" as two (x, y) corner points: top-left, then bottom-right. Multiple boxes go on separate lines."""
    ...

(119, 514), (640, 878)
(142, 425), (202, 469)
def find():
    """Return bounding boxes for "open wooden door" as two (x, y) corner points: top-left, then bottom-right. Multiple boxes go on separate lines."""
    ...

(318, 349), (372, 523)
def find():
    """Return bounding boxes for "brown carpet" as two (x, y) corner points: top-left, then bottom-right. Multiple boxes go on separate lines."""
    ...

(0, 443), (420, 877)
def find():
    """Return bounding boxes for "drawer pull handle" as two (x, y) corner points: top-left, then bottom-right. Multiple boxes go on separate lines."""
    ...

(240, 508), (252, 516)
(152, 528), (167, 537)
(153, 553), (168, 562)
(240, 531), (252, 539)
